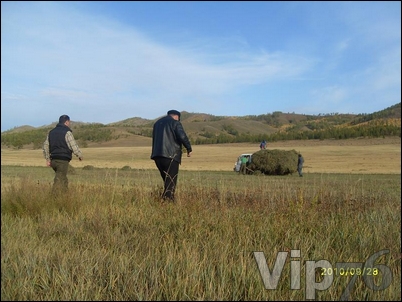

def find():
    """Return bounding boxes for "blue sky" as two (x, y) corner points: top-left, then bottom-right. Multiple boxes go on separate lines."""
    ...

(1, 1), (401, 132)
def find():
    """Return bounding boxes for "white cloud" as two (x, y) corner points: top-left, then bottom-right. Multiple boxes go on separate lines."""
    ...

(1, 1), (400, 131)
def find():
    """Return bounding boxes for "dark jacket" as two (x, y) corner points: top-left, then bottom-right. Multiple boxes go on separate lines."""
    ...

(298, 156), (304, 167)
(49, 123), (73, 161)
(151, 115), (192, 164)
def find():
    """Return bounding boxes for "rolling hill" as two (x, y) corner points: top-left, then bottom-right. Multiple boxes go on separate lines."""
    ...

(1, 103), (400, 149)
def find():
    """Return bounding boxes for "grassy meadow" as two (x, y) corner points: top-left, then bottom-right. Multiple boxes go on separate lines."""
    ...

(1, 138), (401, 300)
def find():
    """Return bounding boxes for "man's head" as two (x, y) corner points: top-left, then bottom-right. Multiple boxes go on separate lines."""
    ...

(59, 115), (70, 125)
(167, 110), (181, 121)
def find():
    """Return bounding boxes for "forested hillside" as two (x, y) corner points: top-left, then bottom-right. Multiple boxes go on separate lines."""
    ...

(1, 103), (400, 149)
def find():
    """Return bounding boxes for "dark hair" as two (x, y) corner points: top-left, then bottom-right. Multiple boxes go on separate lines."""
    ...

(59, 115), (70, 124)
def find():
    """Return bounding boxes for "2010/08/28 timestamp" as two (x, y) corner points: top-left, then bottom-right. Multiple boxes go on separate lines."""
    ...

(321, 266), (379, 276)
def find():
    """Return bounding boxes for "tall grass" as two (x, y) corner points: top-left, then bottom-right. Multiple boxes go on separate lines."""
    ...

(1, 166), (401, 301)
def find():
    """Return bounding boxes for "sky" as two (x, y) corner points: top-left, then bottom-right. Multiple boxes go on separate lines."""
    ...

(1, 1), (401, 132)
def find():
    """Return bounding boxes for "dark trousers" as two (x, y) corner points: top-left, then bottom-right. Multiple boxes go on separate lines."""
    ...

(51, 159), (70, 192)
(298, 165), (303, 176)
(153, 157), (180, 201)
(240, 163), (247, 175)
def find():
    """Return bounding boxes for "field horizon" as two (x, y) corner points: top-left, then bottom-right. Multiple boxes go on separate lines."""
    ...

(1, 137), (400, 174)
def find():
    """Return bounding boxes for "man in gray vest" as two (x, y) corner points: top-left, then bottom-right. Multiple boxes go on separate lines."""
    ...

(43, 115), (83, 193)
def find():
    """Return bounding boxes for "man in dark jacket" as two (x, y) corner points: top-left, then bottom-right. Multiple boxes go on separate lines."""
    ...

(297, 153), (304, 177)
(151, 110), (192, 202)
(43, 115), (83, 193)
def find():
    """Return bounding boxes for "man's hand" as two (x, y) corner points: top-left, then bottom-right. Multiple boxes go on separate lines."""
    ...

(79, 156), (83, 161)
(187, 151), (192, 157)
(46, 160), (51, 167)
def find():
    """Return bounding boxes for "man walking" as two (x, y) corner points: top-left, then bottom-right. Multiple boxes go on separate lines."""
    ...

(240, 155), (248, 175)
(43, 115), (83, 193)
(151, 110), (192, 202)
(297, 153), (304, 177)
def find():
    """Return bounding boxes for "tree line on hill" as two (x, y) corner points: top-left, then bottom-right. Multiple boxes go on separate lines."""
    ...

(1, 103), (400, 149)
(192, 121), (400, 145)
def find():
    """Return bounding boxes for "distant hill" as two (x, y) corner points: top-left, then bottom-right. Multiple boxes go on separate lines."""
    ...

(1, 103), (400, 149)
(2, 125), (37, 133)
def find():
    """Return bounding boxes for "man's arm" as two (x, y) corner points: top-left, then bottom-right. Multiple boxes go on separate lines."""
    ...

(175, 122), (192, 156)
(43, 135), (51, 166)
(65, 132), (83, 160)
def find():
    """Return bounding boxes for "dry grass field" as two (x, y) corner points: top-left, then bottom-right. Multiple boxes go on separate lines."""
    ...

(1, 137), (400, 174)
(2, 137), (401, 300)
